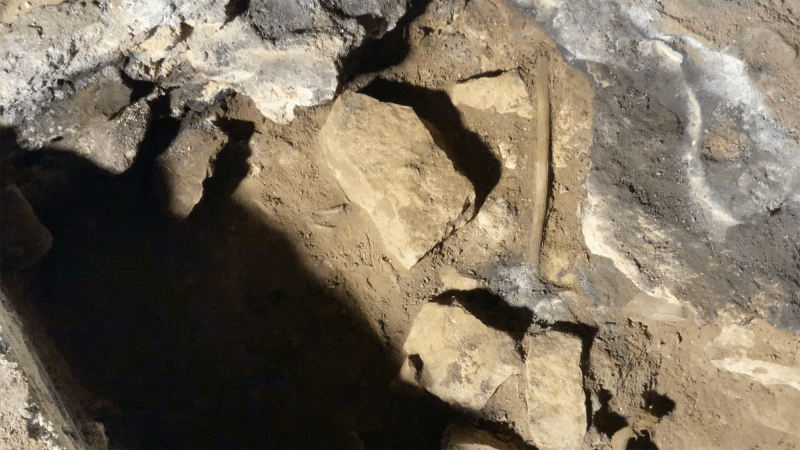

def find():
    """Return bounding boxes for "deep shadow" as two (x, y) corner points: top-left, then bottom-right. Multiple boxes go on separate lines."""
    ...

(359, 79), (502, 215)
(627, 429), (659, 450)
(337, 0), (433, 85)
(223, 0), (250, 25)
(643, 390), (676, 419)
(0, 99), (473, 448)
(593, 389), (629, 437)
(117, 65), (156, 107)
(432, 289), (534, 342)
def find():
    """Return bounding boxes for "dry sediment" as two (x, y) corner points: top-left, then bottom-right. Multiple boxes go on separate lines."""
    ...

(1, 0), (800, 449)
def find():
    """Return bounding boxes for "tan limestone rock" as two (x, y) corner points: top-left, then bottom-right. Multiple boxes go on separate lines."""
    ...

(399, 301), (520, 410)
(524, 331), (586, 450)
(318, 92), (474, 269)
(623, 291), (685, 323)
(439, 266), (481, 291)
(443, 425), (521, 450)
(448, 72), (534, 119)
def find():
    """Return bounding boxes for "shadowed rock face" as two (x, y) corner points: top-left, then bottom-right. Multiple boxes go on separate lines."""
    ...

(0, 184), (53, 270)
(3, 0), (800, 449)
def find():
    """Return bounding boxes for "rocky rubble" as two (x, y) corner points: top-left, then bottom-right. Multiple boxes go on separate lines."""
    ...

(1, 291), (102, 450)
(0, 0), (405, 124)
(1, 0), (800, 449)
(399, 300), (588, 450)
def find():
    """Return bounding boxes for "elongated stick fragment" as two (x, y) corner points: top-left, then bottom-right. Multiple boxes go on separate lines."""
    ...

(527, 54), (551, 269)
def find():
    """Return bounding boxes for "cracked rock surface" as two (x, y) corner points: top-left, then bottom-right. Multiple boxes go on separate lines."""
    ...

(1, 0), (800, 449)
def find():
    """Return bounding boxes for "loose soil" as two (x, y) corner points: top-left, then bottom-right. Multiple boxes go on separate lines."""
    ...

(2, 0), (799, 449)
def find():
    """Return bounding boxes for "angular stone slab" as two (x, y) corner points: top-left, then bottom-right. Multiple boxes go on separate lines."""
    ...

(399, 301), (520, 410)
(524, 331), (586, 450)
(318, 92), (474, 269)
(156, 126), (226, 219)
(448, 72), (534, 119)
(439, 266), (480, 291)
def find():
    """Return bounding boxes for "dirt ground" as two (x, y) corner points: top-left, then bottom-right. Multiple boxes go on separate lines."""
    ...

(1, 0), (800, 449)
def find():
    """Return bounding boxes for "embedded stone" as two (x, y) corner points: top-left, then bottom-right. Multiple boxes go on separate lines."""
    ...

(399, 301), (520, 410)
(318, 92), (474, 269)
(448, 72), (534, 118)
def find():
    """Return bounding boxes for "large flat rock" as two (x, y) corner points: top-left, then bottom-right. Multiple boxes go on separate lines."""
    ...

(399, 301), (520, 410)
(318, 92), (474, 269)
